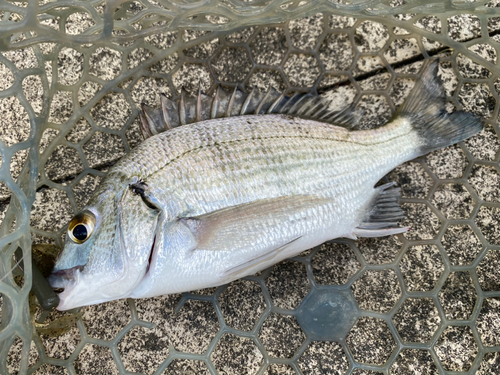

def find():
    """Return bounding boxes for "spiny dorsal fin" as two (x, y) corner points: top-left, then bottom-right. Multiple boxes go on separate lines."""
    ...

(139, 86), (362, 139)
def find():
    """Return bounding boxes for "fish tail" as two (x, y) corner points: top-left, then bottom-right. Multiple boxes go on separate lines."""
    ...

(396, 60), (483, 156)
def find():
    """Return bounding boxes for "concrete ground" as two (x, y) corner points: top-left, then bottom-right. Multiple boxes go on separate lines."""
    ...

(1, 7), (500, 375)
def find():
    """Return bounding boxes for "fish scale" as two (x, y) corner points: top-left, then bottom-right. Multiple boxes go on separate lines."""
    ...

(49, 61), (484, 310)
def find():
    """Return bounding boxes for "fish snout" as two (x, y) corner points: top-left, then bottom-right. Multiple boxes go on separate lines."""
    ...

(48, 265), (83, 288)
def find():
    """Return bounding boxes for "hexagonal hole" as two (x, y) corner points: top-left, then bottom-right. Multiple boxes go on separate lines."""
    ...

(147, 53), (179, 75)
(161, 359), (209, 374)
(464, 124), (500, 162)
(353, 55), (384, 74)
(130, 77), (171, 108)
(172, 63), (212, 94)
(9, 148), (28, 183)
(469, 164), (500, 202)
(225, 27), (255, 44)
(283, 53), (320, 87)
(78, 81), (103, 107)
(44, 145), (83, 183)
(259, 313), (306, 359)
(401, 203), (440, 241)
(399, 245), (444, 292)
(247, 69), (286, 92)
(346, 317), (396, 365)
(447, 14), (481, 42)
(391, 349), (438, 375)
(145, 31), (177, 50)
(22, 74), (43, 115)
(89, 47), (122, 81)
(57, 47), (83, 85)
(393, 297), (440, 344)
(49, 90), (73, 124)
(312, 242), (361, 285)
(250, 27), (288, 66)
(439, 271), (477, 320)
(390, 77), (416, 107)
(82, 299), (131, 340)
(425, 145), (468, 180)
(384, 38), (420, 65)
(435, 325), (478, 372)
(476, 206), (500, 245)
(432, 183), (474, 219)
(477, 352), (500, 374)
(211, 334), (263, 375)
(355, 235), (402, 264)
(319, 32), (353, 72)
(0, 61), (15, 91)
(65, 11), (95, 35)
(72, 174), (102, 210)
(289, 14), (324, 50)
(388, 161), (432, 199)
(357, 72), (391, 91)
(459, 82), (495, 119)
(127, 47), (154, 70)
(74, 344), (119, 374)
(219, 279), (266, 331)
(266, 260), (310, 310)
(82, 131), (126, 167)
(457, 52), (492, 79)
(329, 15), (356, 29)
(34, 364), (68, 374)
(164, 299), (220, 354)
(352, 269), (401, 313)
(355, 21), (389, 53)
(298, 342), (349, 374)
(354, 94), (391, 130)
(118, 325), (170, 374)
(414, 15), (442, 33)
(477, 249), (500, 291)
(90, 92), (132, 131)
(442, 225), (483, 266)
(212, 47), (252, 83)
(183, 38), (219, 60)
(476, 297), (500, 347)
(30, 187), (73, 233)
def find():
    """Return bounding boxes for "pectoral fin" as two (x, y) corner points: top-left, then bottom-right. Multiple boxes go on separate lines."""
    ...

(180, 195), (333, 253)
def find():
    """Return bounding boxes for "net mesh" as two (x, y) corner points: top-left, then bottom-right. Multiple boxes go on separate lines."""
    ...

(1, 0), (500, 374)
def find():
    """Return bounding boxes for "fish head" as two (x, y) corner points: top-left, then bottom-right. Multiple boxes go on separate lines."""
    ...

(48, 177), (159, 310)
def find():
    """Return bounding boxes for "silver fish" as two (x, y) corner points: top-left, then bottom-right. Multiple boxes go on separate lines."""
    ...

(49, 61), (483, 310)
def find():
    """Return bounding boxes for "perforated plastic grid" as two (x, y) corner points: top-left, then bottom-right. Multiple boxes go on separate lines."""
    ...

(2, 1), (500, 374)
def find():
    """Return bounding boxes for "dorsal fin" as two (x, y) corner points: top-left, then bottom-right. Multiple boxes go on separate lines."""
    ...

(138, 87), (362, 139)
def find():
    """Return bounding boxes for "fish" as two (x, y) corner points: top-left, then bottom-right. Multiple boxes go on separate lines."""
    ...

(48, 61), (483, 311)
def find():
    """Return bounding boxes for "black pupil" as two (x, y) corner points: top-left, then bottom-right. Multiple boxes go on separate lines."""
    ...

(73, 224), (88, 241)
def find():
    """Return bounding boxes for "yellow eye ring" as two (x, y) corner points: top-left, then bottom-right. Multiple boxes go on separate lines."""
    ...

(68, 211), (96, 244)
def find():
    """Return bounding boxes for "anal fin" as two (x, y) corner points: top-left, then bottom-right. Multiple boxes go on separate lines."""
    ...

(353, 182), (409, 238)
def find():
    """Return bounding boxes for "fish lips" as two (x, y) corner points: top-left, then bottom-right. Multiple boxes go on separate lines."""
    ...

(48, 265), (83, 289)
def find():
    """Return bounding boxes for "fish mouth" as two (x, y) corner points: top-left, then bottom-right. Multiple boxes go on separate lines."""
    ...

(48, 265), (83, 289)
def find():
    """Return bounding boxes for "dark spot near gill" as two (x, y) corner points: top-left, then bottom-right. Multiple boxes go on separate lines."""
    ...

(130, 181), (157, 210)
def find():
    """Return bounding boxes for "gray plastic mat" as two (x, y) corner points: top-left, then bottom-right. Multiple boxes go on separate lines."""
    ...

(1, 1), (500, 374)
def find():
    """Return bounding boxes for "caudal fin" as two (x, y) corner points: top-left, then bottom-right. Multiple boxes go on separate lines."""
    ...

(396, 60), (483, 156)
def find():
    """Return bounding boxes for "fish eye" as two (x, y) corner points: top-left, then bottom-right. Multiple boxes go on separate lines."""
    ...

(68, 211), (96, 244)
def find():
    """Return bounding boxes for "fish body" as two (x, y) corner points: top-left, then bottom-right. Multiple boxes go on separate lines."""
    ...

(49, 62), (483, 310)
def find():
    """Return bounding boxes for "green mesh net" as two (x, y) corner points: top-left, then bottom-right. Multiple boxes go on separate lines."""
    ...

(1, 0), (500, 374)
